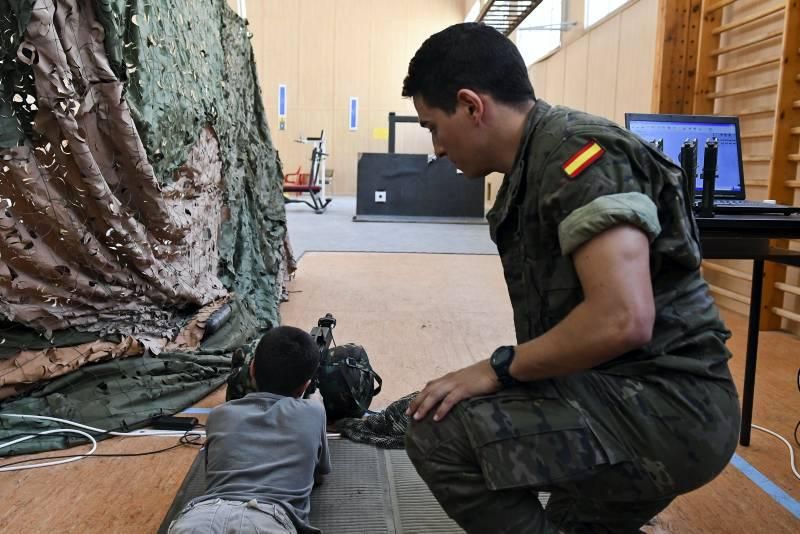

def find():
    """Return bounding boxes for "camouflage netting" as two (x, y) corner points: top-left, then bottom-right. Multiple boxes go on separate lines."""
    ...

(0, 0), (289, 455)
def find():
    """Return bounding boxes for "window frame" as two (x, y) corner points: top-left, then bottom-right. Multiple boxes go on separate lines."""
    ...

(584, 0), (636, 30)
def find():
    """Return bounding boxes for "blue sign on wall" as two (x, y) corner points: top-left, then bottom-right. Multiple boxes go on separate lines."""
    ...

(349, 97), (358, 131)
(278, 84), (287, 117)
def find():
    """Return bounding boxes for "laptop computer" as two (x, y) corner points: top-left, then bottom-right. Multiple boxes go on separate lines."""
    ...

(625, 113), (799, 215)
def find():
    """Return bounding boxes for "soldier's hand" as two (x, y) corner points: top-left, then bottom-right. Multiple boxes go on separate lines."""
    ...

(406, 360), (500, 422)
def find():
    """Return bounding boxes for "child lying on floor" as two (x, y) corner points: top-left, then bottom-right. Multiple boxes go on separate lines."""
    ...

(168, 326), (331, 534)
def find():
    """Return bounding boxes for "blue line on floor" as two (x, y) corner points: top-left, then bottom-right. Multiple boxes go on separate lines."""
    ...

(730, 453), (800, 520)
(180, 407), (213, 414)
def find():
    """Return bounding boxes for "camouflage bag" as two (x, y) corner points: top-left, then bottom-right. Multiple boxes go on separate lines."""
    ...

(317, 343), (382, 422)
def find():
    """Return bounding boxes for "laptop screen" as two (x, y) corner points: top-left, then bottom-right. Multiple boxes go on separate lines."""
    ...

(625, 114), (744, 198)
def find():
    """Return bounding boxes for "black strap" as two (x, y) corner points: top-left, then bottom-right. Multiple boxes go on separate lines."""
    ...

(357, 368), (382, 397)
(328, 358), (382, 412)
(346, 357), (382, 396)
(371, 369), (382, 396)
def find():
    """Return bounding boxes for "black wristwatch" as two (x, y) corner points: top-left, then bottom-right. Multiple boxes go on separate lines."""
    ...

(490, 345), (520, 388)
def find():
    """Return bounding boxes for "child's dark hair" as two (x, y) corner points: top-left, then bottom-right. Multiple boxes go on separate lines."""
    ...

(252, 326), (320, 396)
(402, 22), (535, 114)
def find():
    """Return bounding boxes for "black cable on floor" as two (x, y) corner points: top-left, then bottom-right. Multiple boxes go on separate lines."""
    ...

(0, 429), (203, 470)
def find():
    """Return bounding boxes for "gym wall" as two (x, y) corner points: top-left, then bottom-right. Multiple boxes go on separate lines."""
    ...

(525, 0), (660, 126)
(229, 0), (466, 195)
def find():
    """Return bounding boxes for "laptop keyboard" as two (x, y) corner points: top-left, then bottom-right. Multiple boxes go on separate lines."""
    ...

(714, 199), (782, 208)
(693, 198), (800, 214)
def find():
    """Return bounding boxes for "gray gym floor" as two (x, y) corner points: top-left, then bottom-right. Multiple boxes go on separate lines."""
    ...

(285, 196), (497, 259)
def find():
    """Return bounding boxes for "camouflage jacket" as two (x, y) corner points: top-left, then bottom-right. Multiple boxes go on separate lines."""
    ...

(486, 100), (734, 383)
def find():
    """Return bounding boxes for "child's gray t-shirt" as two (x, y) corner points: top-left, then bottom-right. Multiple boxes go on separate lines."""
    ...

(193, 391), (331, 532)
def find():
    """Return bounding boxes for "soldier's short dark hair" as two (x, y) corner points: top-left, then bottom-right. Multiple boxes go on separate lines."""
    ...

(402, 22), (536, 114)
(253, 326), (320, 396)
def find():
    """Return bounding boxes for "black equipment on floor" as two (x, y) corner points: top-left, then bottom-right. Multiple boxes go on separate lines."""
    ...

(355, 153), (485, 223)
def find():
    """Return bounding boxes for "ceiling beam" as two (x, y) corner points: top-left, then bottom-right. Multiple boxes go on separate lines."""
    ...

(476, 0), (545, 36)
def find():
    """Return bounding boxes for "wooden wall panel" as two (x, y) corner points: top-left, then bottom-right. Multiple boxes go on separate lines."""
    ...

(528, 0), (659, 125)
(561, 0), (587, 47)
(715, 0), (784, 196)
(368, 2), (409, 112)
(367, 108), (392, 154)
(298, 1), (336, 110)
(247, 0), (305, 174)
(407, 0), (467, 63)
(333, 1), (372, 103)
(691, 0), (800, 330)
(544, 50), (567, 105)
(332, 108), (370, 194)
(652, 0), (702, 114)
(395, 122), (437, 155)
(563, 34), (589, 110)
(332, 0), (373, 193)
(243, 0), (464, 195)
(614, 0), (659, 123)
(528, 61), (548, 101)
(585, 14), (621, 120)
(763, 0), (800, 334)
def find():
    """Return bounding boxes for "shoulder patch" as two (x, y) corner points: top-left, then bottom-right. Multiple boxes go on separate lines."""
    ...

(562, 140), (605, 179)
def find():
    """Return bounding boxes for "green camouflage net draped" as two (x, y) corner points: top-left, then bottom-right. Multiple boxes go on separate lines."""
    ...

(0, 0), (287, 454)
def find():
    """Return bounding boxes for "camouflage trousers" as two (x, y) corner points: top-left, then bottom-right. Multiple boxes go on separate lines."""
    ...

(406, 371), (740, 534)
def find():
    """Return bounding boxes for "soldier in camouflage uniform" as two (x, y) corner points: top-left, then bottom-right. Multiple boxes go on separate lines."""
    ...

(401, 23), (740, 533)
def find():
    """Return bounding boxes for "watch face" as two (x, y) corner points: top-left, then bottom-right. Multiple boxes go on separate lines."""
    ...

(491, 346), (518, 387)
(491, 346), (513, 368)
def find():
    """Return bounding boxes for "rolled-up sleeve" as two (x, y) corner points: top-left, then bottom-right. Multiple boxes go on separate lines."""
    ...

(558, 192), (661, 255)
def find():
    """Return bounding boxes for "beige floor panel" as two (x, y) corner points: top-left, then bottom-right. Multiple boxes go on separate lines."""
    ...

(280, 252), (516, 406)
(1, 252), (798, 533)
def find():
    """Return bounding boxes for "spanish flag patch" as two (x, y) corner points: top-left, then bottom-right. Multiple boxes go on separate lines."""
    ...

(562, 140), (605, 179)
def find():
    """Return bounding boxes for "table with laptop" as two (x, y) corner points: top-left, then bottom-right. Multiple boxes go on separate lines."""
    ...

(627, 113), (800, 446)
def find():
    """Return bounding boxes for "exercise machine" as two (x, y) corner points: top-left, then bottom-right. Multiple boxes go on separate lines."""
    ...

(283, 130), (332, 214)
